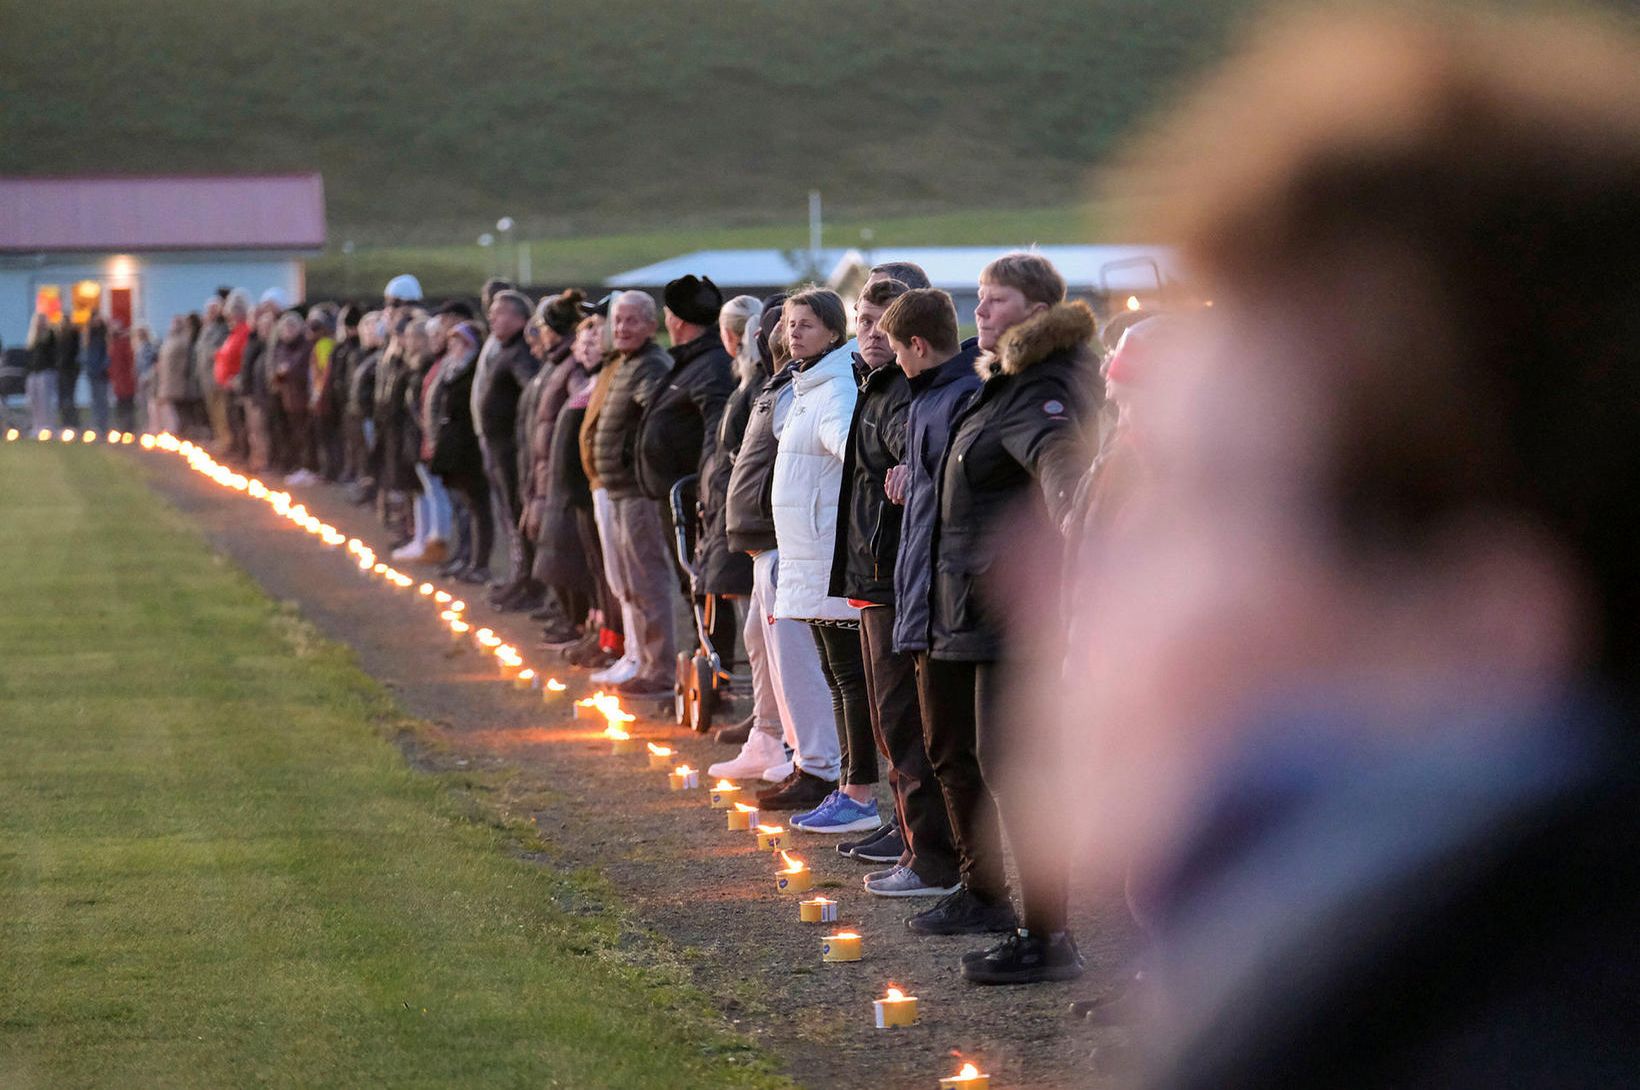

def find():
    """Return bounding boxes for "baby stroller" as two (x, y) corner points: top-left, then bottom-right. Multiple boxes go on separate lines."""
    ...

(669, 474), (733, 732)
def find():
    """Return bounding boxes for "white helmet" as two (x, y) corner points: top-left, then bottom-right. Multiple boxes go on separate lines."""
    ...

(384, 274), (424, 303)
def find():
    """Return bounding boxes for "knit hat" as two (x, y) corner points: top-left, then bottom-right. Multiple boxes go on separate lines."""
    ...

(538, 289), (587, 336)
(663, 274), (723, 326)
(384, 274), (424, 303)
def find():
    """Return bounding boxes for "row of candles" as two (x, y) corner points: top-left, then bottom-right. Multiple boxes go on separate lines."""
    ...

(36, 431), (992, 1089)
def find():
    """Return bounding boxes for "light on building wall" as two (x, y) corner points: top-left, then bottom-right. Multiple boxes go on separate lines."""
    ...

(108, 255), (137, 280)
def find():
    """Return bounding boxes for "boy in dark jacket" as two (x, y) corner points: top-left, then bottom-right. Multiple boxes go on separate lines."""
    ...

(830, 281), (964, 898)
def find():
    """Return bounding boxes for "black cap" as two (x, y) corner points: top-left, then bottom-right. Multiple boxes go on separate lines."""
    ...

(663, 274), (723, 326)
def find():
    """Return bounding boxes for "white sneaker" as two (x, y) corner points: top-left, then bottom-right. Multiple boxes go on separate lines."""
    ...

(708, 730), (788, 781)
(392, 542), (426, 562)
(590, 657), (638, 685)
(760, 758), (795, 783)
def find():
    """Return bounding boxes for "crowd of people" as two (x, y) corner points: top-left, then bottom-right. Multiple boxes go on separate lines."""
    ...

(65, 249), (1140, 987)
(21, 310), (153, 435)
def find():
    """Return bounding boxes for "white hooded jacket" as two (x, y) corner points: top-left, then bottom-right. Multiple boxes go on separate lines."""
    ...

(771, 340), (861, 621)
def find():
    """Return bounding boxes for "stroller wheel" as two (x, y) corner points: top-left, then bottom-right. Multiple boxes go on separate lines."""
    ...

(687, 653), (716, 733)
(674, 652), (694, 727)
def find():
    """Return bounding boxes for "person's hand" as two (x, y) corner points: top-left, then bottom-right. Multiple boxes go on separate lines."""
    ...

(885, 463), (909, 505)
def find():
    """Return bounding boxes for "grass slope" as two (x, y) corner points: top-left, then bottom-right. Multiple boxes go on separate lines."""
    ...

(0, 0), (1248, 242)
(0, 443), (790, 1090)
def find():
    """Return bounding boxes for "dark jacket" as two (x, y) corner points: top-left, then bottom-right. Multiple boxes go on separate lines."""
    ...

(928, 302), (1101, 661)
(635, 329), (735, 500)
(471, 332), (538, 444)
(78, 323), (109, 380)
(54, 323), (79, 377)
(428, 343), (484, 483)
(829, 356), (910, 604)
(29, 328), (57, 373)
(325, 336), (360, 422)
(270, 335), (313, 418)
(588, 340), (671, 499)
(724, 367), (796, 555)
(696, 364), (765, 595)
(347, 346), (380, 419)
(533, 397), (597, 592)
(520, 340), (578, 517)
(892, 340), (982, 653)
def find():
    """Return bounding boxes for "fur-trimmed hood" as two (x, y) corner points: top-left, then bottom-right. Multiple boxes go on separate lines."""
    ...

(976, 299), (1099, 379)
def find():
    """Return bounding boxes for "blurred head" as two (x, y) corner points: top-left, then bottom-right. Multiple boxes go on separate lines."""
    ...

(718, 294), (763, 362)
(480, 277), (514, 313)
(612, 292), (658, 353)
(783, 288), (848, 360)
(488, 291), (532, 341)
(203, 298), (223, 323)
(275, 312), (305, 344)
(867, 261), (931, 290)
(573, 315), (605, 368)
(975, 252), (1065, 352)
(1056, 7), (1640, 872)
(855, 278), (909, 369)
(880, 288), (960, 378)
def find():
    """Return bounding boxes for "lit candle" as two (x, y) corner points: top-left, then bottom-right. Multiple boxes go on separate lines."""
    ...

(120, 432), (135, 445)
(541, 678), (568, 704)
(646, 742), (675, 770)
(81, 430), (97, 443)
(513, 668), (536, 691)
(418, 582), (435, 597)
(726, 802), (759, 831)
(5, 428), (19, 442)
(449, 600), (466, 614)
(668, 765), (700, 791)
(755, 824), (787, 852)
(776, 851), (812, 893)
(372, 562), (388, 575)
(708, 780), (741, 810)
(450, 619), (471, 644)
(434, 591), (453, 605)
(60, 429), (75, 442)
(607, 726), (638, 755)
(798, 897), (838, 924)
(820, 931), (862, 962)
(873, 985), (918, 1027)
(573, 693), (604, 720)
(938, 1063), (989, 1089)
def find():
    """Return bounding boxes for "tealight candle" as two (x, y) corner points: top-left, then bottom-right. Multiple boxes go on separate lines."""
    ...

(372, 563), (388, 575)
(646, 742), (675, 769)
(513, 668), (536, 691)
(449, 600), (466, 614)
(776, 851), (812, 894)
(939, 1063), (990, 1089)
(708, 781), (742, 809)
(820, 931), (862, 962)
(755, 824), (787, 852)
(607, 727), (638, 755)
(798, 897), (838, 924)
(450, 620), (471, 644)
(872, 985), (918, 1027)
(541, 678), (568, 704)
(668, 765), (700, 790)
(418, 582), (435, 596)
(5, 428), (19, 441)
(727, 802), (759, 830)
(434, 591), (453, 605)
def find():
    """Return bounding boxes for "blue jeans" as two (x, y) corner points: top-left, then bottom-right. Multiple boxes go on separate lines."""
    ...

(413, 463), (453, 545)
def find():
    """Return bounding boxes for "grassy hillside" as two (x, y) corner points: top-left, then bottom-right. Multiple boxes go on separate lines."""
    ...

(1, 0), (1246, 244)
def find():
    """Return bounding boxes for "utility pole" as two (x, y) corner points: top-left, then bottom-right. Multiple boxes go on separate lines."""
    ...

(809, 189), (823, 271)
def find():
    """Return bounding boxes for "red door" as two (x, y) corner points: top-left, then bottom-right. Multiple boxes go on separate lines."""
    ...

(110, 287), (132, 328)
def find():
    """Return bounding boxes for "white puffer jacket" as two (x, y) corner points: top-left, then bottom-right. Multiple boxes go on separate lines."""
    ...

(772, 341), (860, 621)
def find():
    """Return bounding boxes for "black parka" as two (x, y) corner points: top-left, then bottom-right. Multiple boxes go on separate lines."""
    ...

(471, 332), (538, 444)
(427, 343), (484, 484)
(635, 329), (734, 501)
(723, 367), (795, 555)
(828, 356), (910, 604)
(588, 340), (671, 499)
(929, 302), (1103, 662)
(695, 363), (764, 595)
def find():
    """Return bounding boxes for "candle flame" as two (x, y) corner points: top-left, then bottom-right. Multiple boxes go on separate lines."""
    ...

(713, 780), (735, 790)
(954, 1063), (981, 1080)
(418, 583), (434, 595)
(885, 986), (905, 1001)
(434, 591), (452, 604)
(449, 600), (466, 613)
(517, 668), (535, 679)
(830, 931), (860, 940)
(545, 678), (567, 692)
(606, 726), (631, 742)
(733, 802), (758, 813)
(647, 742), (673, 756)
(755, 824), (784, 835)
(673, 765), (696, 776)
(777, 850), (806, 873)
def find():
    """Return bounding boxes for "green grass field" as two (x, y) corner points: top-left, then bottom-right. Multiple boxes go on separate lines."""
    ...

(0, 444), (790, 1089)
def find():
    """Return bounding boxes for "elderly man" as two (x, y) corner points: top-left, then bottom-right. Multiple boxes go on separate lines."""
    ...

(471, 289), (543, 606)
(585, 292), (677, 701)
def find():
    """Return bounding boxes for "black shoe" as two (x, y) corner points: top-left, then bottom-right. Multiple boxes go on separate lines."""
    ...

(961, 929), (1085, 985)
(845, 823), (905, 864)
(438, 554), (469, 578)
(457, 567), (493, 585)
(756, 769), (836, 811)
(537, 622), (582, 650)
(529, 605), (558, 622)
(615, 676), (673, 702)
(496, 590), (545, 614)
(905, 888), (1018, 936)
(712, 715), (753, 746)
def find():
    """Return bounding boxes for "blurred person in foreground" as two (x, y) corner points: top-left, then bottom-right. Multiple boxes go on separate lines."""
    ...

(1047, 8), (1640, 1087)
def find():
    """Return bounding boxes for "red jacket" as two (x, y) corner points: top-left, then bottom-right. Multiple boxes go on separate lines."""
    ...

(214, 321), (251, 387)
(108, 330), (137, 399)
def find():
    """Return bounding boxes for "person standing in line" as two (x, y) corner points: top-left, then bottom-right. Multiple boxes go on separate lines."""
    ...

(472, 290), (544, 608)
(154, 315), (193, 436)
(195, 295), (231, 446)
(54, 312), (80, 428)
(212, 293), (252, 458)
(108, 318), (136, 433)
(79, 313), (111, 433)
(24, 313), (57, 433)
(133, 323), (158, 433)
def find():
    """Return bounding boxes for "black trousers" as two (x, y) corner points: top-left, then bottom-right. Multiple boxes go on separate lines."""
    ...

(480, 435), (535, 587)
(57, 367), (80, 427)
(445, 472), (493, 574)
(861, 606), (960, 887)
(809, 622), (876, 786)
(920, 654), (1069, 934)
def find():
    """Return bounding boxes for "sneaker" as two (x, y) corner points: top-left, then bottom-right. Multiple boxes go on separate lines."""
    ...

(865, 864), (962, 899)
(848, 825), (906, 864)
(755, 769), (836, 811)
(712, 716), (753, 746)
(708, 729), (788, 781)
(760, 758), (794, 783)
(790, 790), (840, 829)
(615, 676), (672, 702)
(905, 888), (1018, 936)
(590, 658), (638, 685)
(392, 541), (426, 562)
(537, 624), (582, 652)
(960, 930), (1085, 985)
(457, 566), (493, 585)
(795, 794), (880, 835)
(438, 554), (469, 578)
(838, 821), (897, 859)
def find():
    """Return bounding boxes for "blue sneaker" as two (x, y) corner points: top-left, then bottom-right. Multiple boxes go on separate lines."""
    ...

(790, 790), (842, 829)
(795, 794), (881, 835)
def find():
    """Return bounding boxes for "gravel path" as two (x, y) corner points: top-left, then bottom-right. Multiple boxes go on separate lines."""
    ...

(139, 454), (1137, 1090)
